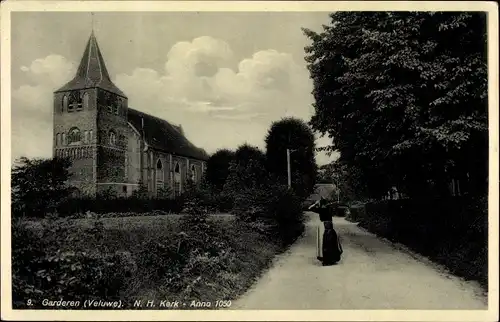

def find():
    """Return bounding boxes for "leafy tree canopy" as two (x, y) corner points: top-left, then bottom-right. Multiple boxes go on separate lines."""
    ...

(234, 143), (266, 168)
(265, 117), (317, 199)
(223, 144), (268, 194)
(205, 149), (235, 191)
(303, 12), (488, 198)
(12, 157), (75, 217)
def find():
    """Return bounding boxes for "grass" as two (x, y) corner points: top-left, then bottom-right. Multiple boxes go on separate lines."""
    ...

(14, 213), (284, 309)
(24, 213), (233, 230)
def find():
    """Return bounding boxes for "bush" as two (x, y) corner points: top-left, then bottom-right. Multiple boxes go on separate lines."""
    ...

(347, 204), (366, 222)
(12, 220), (135, 308)
(12, 157), (75, 218)
(56, 196), (185, 217)
(231, 183), (304, 246)
(359, 195), (487, 288)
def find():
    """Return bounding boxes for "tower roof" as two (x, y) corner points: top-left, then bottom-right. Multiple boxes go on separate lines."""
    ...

(55, 31), (126, 97)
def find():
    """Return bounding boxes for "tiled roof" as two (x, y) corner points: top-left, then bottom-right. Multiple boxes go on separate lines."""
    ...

(54, 31), (126, 97)
(128, 108), (209, 161)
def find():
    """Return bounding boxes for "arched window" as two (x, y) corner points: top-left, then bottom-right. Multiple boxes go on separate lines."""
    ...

(62, 95), (68, 112)
(174, 162), (181, 197)
(190, 164), (197, 183)
(83, 92), (90, 110)
(109, 130), (116, 146)
(89, 130), (93, 143)
(62, 133), (67, 146)
(119, 134), (126, 147)
(68, 92), (82, 112)
(68, 127), (82, 145)
(156, 159), (164, 193)
(56, 133), (61, 146)
(84, 131), (89, 144)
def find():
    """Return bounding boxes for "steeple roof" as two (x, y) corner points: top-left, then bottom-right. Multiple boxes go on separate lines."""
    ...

(55, 31), (126, 97)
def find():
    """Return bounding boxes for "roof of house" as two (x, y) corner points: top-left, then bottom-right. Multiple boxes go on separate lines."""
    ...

(308, 184), (337, 201)
(128, 108), (209, 161)
(54, 31), (126, 97)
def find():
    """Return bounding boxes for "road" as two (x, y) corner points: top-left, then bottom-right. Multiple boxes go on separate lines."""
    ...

(232, 212), (487, 310)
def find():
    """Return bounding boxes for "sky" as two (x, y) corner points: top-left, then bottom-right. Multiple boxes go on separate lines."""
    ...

(10, 11), (340, 165)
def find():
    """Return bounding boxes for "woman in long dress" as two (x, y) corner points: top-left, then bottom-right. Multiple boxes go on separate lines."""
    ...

(309, 197), (343, 266)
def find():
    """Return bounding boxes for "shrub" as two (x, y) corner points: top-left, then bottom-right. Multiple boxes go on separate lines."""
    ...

(264, 118), (317, 200)
(210, 192), (234, 213)
(12, 157), (75, 218)
(11, 220), (135, 309)
(205, 149), (235, 192)
(347, 204), (366, 222)
(231, 182), (304, 246)
(360, 195), (487, 288)
(56, 195), (185, 217)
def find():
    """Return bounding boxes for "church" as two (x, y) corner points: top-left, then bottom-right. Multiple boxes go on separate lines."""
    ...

(52, 31), (209, 198)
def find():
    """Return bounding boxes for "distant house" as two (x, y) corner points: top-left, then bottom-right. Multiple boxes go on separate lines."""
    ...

(308, 183), (337, 201)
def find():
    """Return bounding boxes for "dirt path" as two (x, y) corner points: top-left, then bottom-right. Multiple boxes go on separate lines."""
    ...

(233, 212), (487, 310)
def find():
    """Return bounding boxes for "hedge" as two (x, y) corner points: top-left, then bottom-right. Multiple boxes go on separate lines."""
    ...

(358, 195), (488, 288)
(347, 204), (366, 222)
(55, 196), (186, 217)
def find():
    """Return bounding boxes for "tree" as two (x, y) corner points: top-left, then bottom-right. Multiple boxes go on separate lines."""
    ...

(317, 163), (335, 184)
(234, 143), (266, 168)
(223, 144), (269, 194)
(11, 157), (75, 217)
(330, 159), (368, 203)
(303, 12), (487, 198)
(132, 180), (150, 199)
(205, 149), (235, 191)
(265, 117), (317, 199)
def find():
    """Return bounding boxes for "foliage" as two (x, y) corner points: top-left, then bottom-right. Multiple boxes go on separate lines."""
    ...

(329, 159), (369, 203)
(359, 195), (487, 288)
(316, 163), (335, 184)
(347, 204), (367, 222)
(11, 157), (75, 218)
(223, 159), (270, 196)
(265, 117), (317, 199)
(231, 182), (305, 246)
(205, 149), (235, 192)
(11, 220), (136, 308)
(157, 186), (173, 199)
(96, 187), (118, 200)
(234, 144), (266, 169)
(56, 196), (184, 217)
(132, 181), (150, 199)
(12, 211), (287, 309)
(304, 12), (488, 198)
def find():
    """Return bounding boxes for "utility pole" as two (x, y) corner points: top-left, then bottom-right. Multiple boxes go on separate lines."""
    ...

(333, 176), (340, 203)
(287, 148), (291, 188)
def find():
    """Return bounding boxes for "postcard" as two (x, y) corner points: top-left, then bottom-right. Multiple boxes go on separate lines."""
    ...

(1, 1), (498, 321)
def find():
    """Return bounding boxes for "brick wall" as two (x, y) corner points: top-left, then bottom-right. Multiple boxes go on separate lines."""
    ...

(96, 89), (128, 185)
(126, 126), (142, 184)
(53, 89), (98, 196)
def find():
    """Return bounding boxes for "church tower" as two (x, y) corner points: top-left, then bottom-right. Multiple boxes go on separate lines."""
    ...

(53, 31), (129, 196)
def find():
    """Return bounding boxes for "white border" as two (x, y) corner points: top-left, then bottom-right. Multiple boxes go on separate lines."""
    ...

(1, 2), (499, 321)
